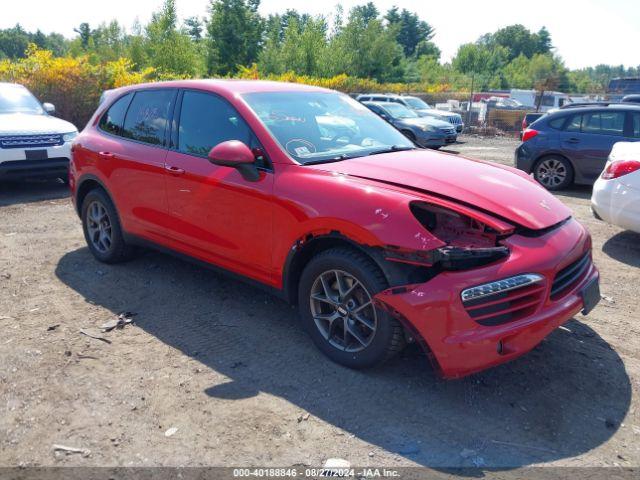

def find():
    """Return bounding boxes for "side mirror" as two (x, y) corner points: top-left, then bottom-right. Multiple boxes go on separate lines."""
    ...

(43, 102), (55, 114)
(207, 140), (260, 182)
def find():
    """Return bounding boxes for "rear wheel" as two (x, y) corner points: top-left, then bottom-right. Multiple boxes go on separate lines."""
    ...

(298, 248), (405, 369)
(533, 155), (574, 190)
(81, 189), (135, 263)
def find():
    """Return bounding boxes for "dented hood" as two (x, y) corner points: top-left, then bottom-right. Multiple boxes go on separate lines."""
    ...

(308, 150), (571, 230)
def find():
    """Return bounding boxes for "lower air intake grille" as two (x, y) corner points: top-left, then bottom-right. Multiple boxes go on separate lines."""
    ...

(551, 253), (591, 299)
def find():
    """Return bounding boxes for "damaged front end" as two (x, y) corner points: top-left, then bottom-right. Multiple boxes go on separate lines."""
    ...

(384, 201), (513, 272)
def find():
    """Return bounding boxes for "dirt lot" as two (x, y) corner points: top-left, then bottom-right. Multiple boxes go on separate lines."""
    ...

(1, 134), (639, 470)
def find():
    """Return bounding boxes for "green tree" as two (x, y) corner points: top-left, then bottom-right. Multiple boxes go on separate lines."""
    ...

(258, 15), (328, 76)
(206, 0), (264, 75)
(452, 42), (508, 88)
(385, 7), (435, 57)
(480, 24), (552, 62)
(145, 0), (203, 76)
(328, 5), (403, 81)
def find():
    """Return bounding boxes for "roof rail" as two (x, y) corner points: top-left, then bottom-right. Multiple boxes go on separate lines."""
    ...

(559, 102), (612, 109)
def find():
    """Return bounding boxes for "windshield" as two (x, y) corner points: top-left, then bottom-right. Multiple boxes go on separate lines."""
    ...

(242, 91), (414, 164)
(383, 103), (419, 119)
(403, 97), (431, 110)
(0, 84), (44, 115)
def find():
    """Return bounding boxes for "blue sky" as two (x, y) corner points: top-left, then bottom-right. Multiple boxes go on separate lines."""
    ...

(2, 0), (639, 69)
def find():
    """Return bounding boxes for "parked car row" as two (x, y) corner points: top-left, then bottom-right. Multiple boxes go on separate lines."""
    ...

(3, 79), (637, 379)
(362, 101), (457, 149)
(355, 93), (463, 148)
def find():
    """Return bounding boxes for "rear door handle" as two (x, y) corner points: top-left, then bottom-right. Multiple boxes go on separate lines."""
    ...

(165, 165), (185, 175)
(98, 151), (115, 158)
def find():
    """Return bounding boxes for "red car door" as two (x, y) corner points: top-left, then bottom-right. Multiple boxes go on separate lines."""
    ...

(94, 89), (177, 241)
(163, 90), (275, 286)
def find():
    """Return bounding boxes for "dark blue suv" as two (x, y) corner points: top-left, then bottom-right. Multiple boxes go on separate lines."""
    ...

(515, 105), (640, 190)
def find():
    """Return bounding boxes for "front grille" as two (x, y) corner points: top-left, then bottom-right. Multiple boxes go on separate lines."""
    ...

(447, 116), (462, 126)
(0, 134), (63, 149)
(461, 274), (545, 326)
(551, 253), (591, 299)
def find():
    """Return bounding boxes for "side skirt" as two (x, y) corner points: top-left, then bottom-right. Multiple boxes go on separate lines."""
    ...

(122, 232), (289, 303)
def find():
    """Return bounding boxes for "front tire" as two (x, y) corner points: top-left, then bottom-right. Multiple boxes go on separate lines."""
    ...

(298, 248), (405, 369)
(533, 155), (574, 190)
(81, 189), (135, 263)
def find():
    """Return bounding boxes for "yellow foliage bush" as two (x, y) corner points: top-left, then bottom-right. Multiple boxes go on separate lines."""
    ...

(235, 64), (453, 95)
(0, 45), (158, 128)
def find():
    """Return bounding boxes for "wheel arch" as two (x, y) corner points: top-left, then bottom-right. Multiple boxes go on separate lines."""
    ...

(281, 231), (432, 306)
(75, 174), (113, 217)
(283, 232), (439, 371)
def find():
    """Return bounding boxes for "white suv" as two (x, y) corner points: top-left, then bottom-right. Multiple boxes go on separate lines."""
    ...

(0, 83), (77, 181)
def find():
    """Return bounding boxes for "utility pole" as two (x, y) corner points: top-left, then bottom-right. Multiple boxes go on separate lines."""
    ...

(466, 74), (475, 126)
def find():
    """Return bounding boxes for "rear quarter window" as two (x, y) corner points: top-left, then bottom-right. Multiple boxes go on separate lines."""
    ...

(548, 116), (567, 130)
(121, 89), (175, 146)
(98, 93), (132, 136)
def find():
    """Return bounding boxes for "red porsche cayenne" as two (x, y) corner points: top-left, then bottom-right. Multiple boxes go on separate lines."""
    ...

(69, 80), (600, 378)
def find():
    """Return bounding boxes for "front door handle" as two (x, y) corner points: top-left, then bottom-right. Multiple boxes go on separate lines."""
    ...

(565, 138), (580, 144)
(165, 165), (185, 175)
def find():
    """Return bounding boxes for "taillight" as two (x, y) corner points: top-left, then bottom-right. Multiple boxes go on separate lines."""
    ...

(601, 160), (640, 179)
(521, 129), (539, 142)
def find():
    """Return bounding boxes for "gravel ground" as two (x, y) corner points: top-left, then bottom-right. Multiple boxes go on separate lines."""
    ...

(1, 134), (639, 470)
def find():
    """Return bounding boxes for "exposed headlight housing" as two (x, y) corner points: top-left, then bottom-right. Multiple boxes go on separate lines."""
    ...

(62, 131), (78, 142)
(420, 124), (437, 132)
(405, 201), (511, 270)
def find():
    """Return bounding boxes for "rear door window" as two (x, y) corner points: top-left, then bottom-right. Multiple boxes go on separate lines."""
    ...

(582, 111), (625, 136)
(565, 114), (582, 132)
(121, 90), (175, 146)
(99, 93), (132, 136)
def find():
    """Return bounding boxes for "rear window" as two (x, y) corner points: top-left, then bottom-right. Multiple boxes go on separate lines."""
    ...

(98, 93), (132, 136)
(121, 90), (175, 146)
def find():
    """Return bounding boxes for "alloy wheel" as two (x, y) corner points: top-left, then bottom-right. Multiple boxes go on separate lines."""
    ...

(86, 201), (113, 253)
(536, 158), (567, 188)
(309, 269), (377, 353)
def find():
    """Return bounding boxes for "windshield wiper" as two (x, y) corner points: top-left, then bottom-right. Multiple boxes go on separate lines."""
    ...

(302, 154), (353, 165)
(367, 145), (416, 156)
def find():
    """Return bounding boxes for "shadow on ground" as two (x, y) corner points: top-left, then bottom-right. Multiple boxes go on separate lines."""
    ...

(56, 247), (631, 469)
(602, 230), (640, 268)
(0, 179), (69, 207)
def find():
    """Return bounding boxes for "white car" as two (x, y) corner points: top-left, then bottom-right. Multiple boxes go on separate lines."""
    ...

(591, 141), (640, 234)
(0, 83), (77, 181)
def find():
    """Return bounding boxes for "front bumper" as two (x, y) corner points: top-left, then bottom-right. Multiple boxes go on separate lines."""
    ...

(416, 131), (457, 148)
(375, 217), (598, 378)
(0, 143), (71, 180)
